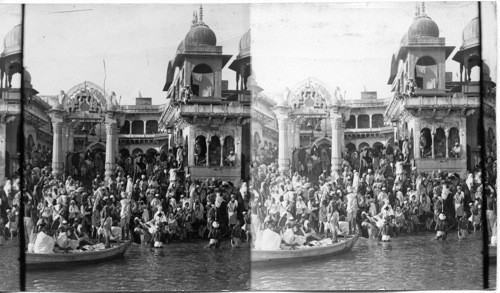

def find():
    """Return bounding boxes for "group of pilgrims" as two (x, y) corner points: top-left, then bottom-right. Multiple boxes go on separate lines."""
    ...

(0, 146), (253, 253)
(0, 138), (497, 255)
(250, 140), (497, 250)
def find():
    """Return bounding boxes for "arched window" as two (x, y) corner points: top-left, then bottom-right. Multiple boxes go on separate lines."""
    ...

(145, 120), (158, 134)
(415, 56), (438, 90)
(346, 142), (356, 153)
(132, 148), (143, 157)
(487, 127), (495, 154)
(448, 128), (460, 156)
(253, 132), (261, 151)
(434, 128), (446, 158)
(194, 135), (207, 166)
(119, 148), (130, 158)
(146, 148), (158, 163)
(373, 141), (384, 151)
(420, 128), (432, 158)
(120, 121), (130, 134)
(359, 142), (370, 151)
(208, 135), (221, 166)
(191, 64), (214, 97)
(27, 135), (34, 152)
(371, 114), (384, 128)
(223, 136), (235, 166)
(358, 115), (370, 128)
(131, 121), (144, 134)
(346, 115), (356, 129)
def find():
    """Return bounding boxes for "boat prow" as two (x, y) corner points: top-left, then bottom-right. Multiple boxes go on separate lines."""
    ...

(26, 239), (132, 270)
(252, 233), (359, 264)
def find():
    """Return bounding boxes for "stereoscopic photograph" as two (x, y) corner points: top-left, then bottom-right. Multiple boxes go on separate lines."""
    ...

(0, 1), (497, 292)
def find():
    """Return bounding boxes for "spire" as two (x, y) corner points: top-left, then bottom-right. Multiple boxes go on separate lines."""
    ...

(198, 4), (203, 24)
(420, 2), (426, 16)
(192, 11), (197, 25)
(414, 3), (420, 18)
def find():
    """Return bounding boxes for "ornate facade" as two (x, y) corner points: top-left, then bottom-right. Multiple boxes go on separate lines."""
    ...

(385, 4), (496, 174)
(159, 6), (251, 183)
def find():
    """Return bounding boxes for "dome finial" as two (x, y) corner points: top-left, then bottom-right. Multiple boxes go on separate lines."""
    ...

(192, 11), (197, 26)
(420, 2), (426, 16)
(198, 4), (203, 23)
(414, 3), (420, 18)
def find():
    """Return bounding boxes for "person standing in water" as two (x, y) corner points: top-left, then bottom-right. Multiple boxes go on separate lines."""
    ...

(433, 213), (449, 241)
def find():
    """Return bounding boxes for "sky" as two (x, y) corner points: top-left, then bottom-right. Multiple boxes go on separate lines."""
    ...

(251, 1), (497, 100)
(17, 4), (250, 105)
(0, 2), (496, 104)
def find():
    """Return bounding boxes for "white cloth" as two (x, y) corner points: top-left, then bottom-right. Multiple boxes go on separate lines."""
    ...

(33, 232), (55, 254)
(258, 229), (282, 250)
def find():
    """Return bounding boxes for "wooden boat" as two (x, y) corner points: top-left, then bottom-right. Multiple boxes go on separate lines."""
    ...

(26, 240), (132, 269)
(252, 233), (359, 263)
(488, 245), (496, 264)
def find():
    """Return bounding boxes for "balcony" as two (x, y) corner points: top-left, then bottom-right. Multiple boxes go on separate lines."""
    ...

(189, 166), (241, 183)
(414, 158), (467, 176)
(404, 95), (480, 109)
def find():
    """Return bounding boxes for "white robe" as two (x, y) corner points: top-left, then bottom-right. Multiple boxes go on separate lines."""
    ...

(34, 232), (55, 254)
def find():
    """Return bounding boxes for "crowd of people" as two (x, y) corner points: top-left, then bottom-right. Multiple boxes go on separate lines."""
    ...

(250, 140), (497, 250)
(0, 138), (497, 254)
(0, 146), (252, 253)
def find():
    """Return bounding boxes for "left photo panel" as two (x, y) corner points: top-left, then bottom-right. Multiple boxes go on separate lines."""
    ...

(0, 4), (23, 292)
(19, 4), (251, 291)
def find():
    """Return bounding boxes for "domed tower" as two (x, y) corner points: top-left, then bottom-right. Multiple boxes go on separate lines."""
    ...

(0, 24), (22, 91)
(452, 17), (494, 84)
(229, 29), (252, 92)
(163, 5), (232, 99)
(384, 3), (483, 176)
(0, 24), (38, 98)
(388, 3), (454, 93)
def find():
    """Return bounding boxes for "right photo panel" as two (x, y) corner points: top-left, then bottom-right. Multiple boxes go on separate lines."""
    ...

(250, 2), (497, 290)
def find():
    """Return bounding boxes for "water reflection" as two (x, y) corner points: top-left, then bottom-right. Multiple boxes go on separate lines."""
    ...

(0, 239), (20, 291)
(252, 232), (490, 290)
(27, 240), (250, 291)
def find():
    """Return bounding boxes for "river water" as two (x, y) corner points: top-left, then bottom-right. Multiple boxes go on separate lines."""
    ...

(0, 239), (20, 291)
(27, 240), (250, 291)
(252, 232), (493, 290)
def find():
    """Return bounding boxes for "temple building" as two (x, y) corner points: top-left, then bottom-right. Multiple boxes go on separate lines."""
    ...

(384, 4), (496, 174)
(158, 6), (251, 183)
(0, 24), (52, 183)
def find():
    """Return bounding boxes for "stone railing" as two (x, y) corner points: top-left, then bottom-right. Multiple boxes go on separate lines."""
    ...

(189, 166), (241, 184)
(414, 158), (468, 176)
(179, 103), (250, 116)
(404, 95), (480, 108)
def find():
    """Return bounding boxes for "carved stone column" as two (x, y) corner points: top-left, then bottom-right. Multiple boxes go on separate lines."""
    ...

(294, 123), (301, 149)
(330, 108), (343, 176)
(0, 119), (6, 183)
(105, 122), (117, 180)
(51, 121), (64, 176)
(220, 138), (224, 166)
(68, 128), (75, 154)
(206, 138), (210, 167)
(273, 105), (291, 174)
(445, 128), (450, 158)
(431, 128), (436, 159)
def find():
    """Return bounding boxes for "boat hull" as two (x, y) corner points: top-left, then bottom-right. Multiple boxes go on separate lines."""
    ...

(252, 234), (359, 263)
(26, 240), (132, 270)
(489, 245), (496, 264)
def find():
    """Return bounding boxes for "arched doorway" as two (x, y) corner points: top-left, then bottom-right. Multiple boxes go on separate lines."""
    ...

(194, 135), (207, 166)
(434, 128), (446, 158)
(420, 128), (432, 158)
(208, 135), (221, 166)
(191, 64), (214, 97)
(415, 56), (438, 89)
(223, 136), (235, 166)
